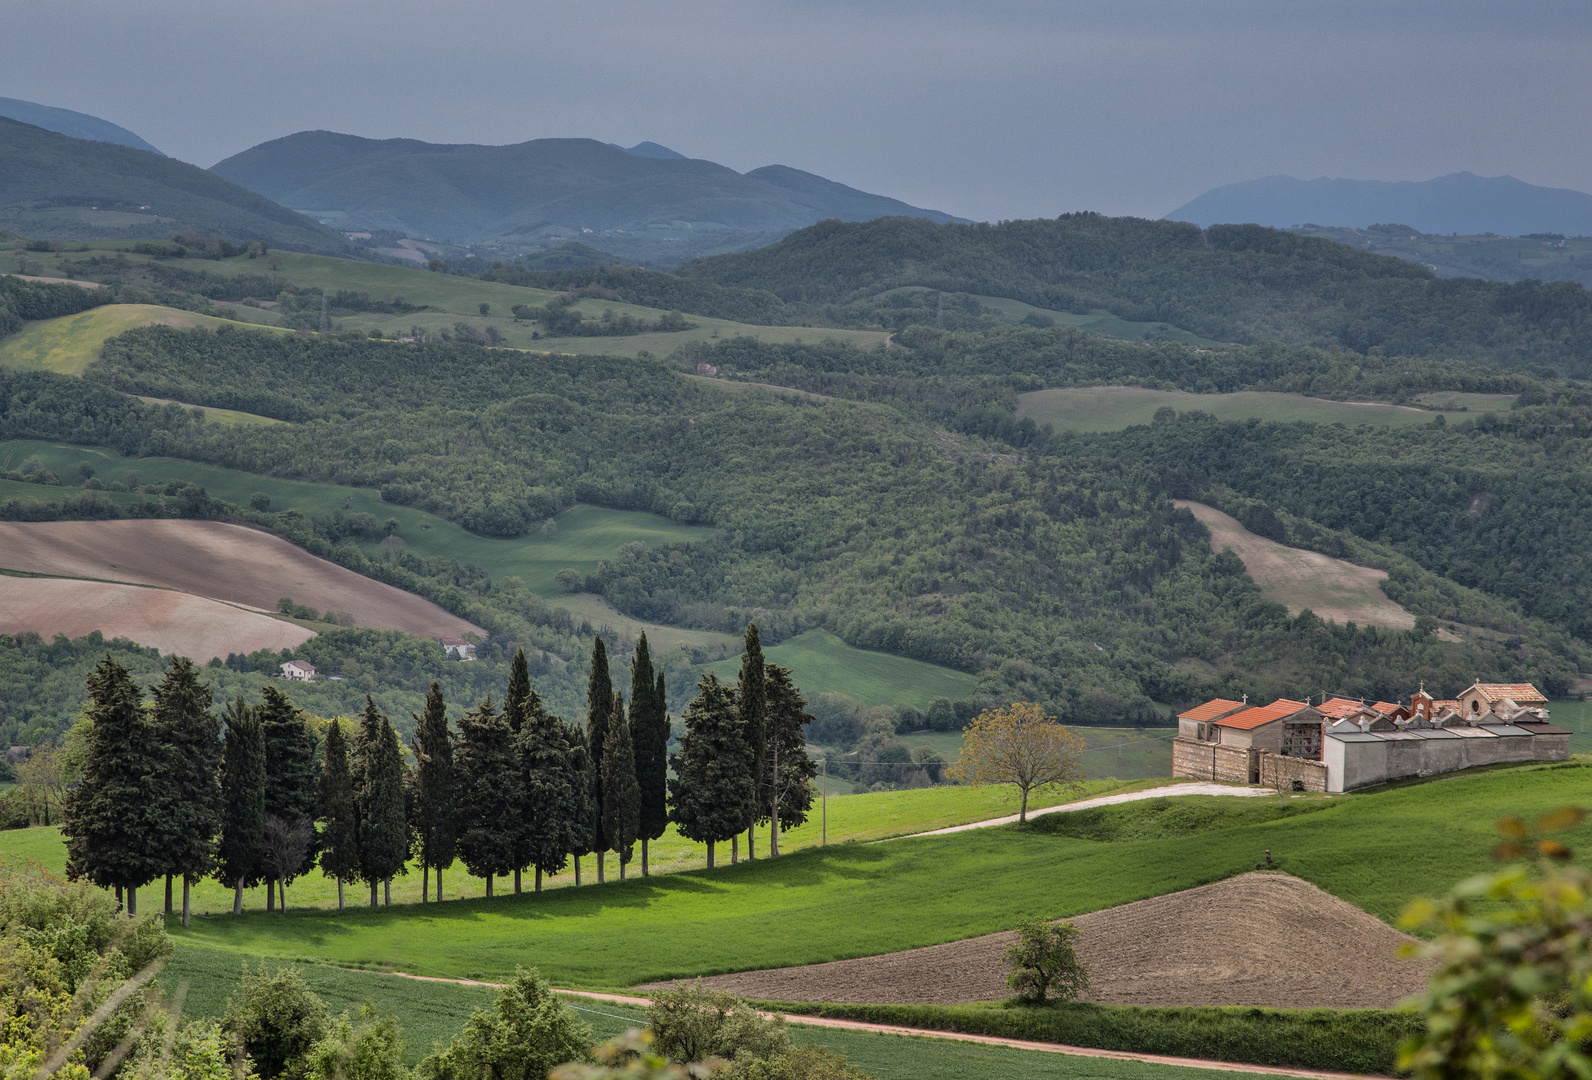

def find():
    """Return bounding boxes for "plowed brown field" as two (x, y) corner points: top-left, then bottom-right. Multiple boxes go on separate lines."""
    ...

(648, 873), (1433, 1009)
(0, 520), (481, 639)
(0, 576), (314, 660)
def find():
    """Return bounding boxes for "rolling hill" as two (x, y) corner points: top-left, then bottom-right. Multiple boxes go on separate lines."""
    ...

(0, 96), (163, 155)
(0, 117), (354, 253)
(209, 131), (966, 263)
(1166, 172), (1592, 237)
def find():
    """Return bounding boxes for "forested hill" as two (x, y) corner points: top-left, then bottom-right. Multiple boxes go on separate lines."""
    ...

(0, 118), (354, 254)
(672, 215), (1592, 373)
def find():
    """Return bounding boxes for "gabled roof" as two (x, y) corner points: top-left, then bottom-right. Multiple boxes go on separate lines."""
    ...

(281, 659), (315, 672)
(1433, 700), (1461, 711)
(1216, 699), (1310, 730)
(1468, 683), (1548, 704)
(1371, 701), (1404, 715)
(1514, 720), (1572, 735)
(1178, 698), (1247, 722)
(1317, 697), (1368, 719)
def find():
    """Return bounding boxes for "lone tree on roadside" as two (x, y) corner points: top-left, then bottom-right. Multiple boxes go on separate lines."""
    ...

(454, 694), (522, 896)
(600, 693), (641, 879)
(669, 674), (756, 869)
(946, 702), (1084, 823)
(151, 656), (222, 926)
(216, 696), (266, 915)
(411, 681), (457, 902)
(585, 637), (614, 881)
(64, 655), (165, 915)
(1004, 918), (1089, 1004)
(354, 697), (409, 906)
(629, 635), (669, 877)
(736, 623), (768, 860)
(318, 719), (359, 909)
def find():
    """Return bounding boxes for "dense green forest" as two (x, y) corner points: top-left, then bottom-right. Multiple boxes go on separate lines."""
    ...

(3, 317), (1588, 731)
(669, 216), (1592, 373)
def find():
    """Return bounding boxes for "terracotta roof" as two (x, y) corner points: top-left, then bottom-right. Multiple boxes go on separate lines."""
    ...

(1470, 683), (1548, 704)
(1434, 700), (1460, 711)
(1178, 698), (1246, 722)
(1317, 697), (1368, 719)
(1216, 699), (1310, 730)
(1371, 701), (1403, 715)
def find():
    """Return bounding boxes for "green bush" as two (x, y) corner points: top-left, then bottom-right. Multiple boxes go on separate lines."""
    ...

(418, 967), (590, 1080)
(223, 966), (331, 1078)
(762, 1000), (1422, 1074)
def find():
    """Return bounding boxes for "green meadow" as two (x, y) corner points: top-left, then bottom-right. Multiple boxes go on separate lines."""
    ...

(710, 629), (978, 708)
(109, 761), (1591, 988)
(874, 288), (1228, 348)
(0, 304), (290, 376)
(1015, 386), (1483, 434)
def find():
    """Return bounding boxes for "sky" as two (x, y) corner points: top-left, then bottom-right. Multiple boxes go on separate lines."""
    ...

(4, 0), (1589, 222)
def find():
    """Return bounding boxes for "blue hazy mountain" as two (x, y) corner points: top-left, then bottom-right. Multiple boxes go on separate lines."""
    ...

(616, 141), (687, 160)
(0, 96), (163, 156)
(1166, 173), (1592, 237)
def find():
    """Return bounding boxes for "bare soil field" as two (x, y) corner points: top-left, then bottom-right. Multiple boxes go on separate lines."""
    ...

(1176, 501), (1415, 630)
(651, 873), (1433, 1009)
(0, 576), (314, 660)
(0, 520), (482, 638)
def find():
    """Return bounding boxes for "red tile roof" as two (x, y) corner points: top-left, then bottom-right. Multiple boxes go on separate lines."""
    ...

(1216, 699), (1310, 730)
(1317, 697), (1368, 719)
(1371, 702), (1403, 715)
(1471, 683), (1548, 704)
(1178, 698), (1247, 722)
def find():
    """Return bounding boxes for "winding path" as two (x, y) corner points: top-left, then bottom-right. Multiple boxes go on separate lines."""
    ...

(903, 781), (1273, 838)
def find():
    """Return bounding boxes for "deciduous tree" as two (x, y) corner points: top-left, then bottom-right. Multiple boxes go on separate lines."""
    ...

(946, 702), (1084, 823)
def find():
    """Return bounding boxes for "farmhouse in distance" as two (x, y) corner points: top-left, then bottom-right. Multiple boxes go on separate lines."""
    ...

(1174, 682), (1569, 793)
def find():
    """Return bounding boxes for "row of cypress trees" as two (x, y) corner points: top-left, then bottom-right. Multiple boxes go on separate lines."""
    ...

(61, 624), (818, 917)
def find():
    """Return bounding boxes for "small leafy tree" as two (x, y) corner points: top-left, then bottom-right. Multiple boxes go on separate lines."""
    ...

(223, 966), (331, 1079)
(646, 983), (789, 1065)
(946, 703), (1084, 823)
(1003, 918), (1089, 1004)
(1398, 806), (1592, 1080)
(418, 967), (591, 1080)
(300, 1006), (406, 1080)
(550, 1031), (706, 1080)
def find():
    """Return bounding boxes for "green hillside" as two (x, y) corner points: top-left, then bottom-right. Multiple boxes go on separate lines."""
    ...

(710, 629), (978, 707)
(1015, 386), (1502, 433)
(0, 117), (353, 253)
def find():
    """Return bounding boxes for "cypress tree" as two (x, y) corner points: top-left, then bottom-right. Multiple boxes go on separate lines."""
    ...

(501, 650), (534, 893)
(566, 721), (597, 885)
(150, 657), (221, 926)
(737, 624), (768, 861)
(453, 695), (522, 896)
(64, 656), (164, 915)
(760, 664), (819, 857)
(668, 674), (756, 870)
(630, 636), (669, 877)
(585, 637), (613, 877)
(601, 693), (641, 879)
(354, 698), (409, 907)
(259, 685), (319, 909)
(410, 681), (456, 903)
(214, 696), (266, 915)
(518, 675), (576, 892)
(318, 720), (359, 909)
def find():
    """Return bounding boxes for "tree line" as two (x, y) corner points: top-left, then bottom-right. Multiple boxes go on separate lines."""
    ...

(61, 625), (817, 919)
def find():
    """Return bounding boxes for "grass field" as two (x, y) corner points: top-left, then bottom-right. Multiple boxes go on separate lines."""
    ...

(1015, 386), (1477, 433)
(0, 304), (291, 376)
(74, 760), (1584, 988)
(165, 948), (1260, 1080)
(0, 778), (1154, 915)
(709, 629), (978, 708)
(873, 288), (1229, 348)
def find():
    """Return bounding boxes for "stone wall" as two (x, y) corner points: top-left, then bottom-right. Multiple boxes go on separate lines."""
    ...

(1172, 738), (1252, 784)
(1259, 753), (1328, 793)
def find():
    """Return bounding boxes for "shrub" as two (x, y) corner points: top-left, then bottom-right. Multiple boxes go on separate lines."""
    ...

(301, 1007), (406, 1080)
(1004, 918), (1088, 1003)
(646, 984), (789, 1065)
(418, 967), (590, 1080)
(223, 966), (331, 1078)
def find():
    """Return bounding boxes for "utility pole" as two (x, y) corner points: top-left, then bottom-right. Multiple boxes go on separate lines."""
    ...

(821, 758), (827, 846)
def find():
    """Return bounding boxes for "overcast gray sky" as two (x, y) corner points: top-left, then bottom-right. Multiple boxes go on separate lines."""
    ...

(4, 1), (1588, 221)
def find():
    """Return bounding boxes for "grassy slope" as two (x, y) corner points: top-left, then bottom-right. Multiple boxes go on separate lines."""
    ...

(877, 287), (1229, 348)
(118, 762), (1591, 988)
(0, 779), (1154, 915)
(0, 304), (290, 376)
(1015, 386), (1486, 434)
(709, 629), (977, 708)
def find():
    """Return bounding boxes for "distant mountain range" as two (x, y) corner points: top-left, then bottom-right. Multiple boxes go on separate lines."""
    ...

(209, 131), (967, 264)
(0, 96), (164, 155)
(0, 117), (352, 253)
(1166, 173), (1592, 237)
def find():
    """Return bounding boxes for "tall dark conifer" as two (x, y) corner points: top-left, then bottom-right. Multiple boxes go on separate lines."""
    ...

(501, 650), (534, 893)
(630, 636), (668, 877)
(150, 657), (221, 926)
(517, 671), (577, 892)
(585, 637), (614, 879)
(64, 656), (165, 915)
(259, 685), (319, 908)
(601, 695), (641, 879)
(354, 698), (409, 906)
(736, 624), (768, 860)
(453, 695), (522, 896)
(215, 696), (266, 915)
(567, 722), (597, 885)
(760, 664), (818, 856)
(668, 674), (755, 870)
(410, 682), (456, 903)
(318, 720), (359, 909)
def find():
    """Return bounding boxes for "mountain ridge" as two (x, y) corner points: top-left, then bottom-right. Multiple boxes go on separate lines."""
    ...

(0, 96), (163, 156)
